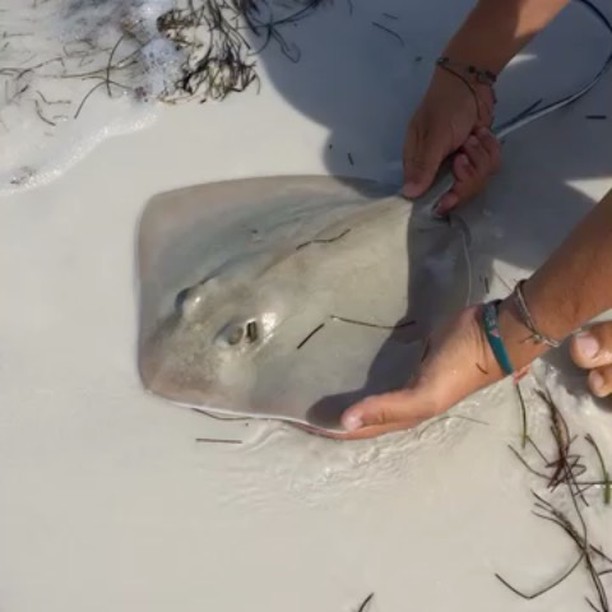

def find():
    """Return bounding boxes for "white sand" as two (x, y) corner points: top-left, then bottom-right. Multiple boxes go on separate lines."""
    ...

(1, 1), (612, 610)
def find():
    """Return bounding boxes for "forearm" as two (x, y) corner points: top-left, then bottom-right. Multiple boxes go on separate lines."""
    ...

(498, 188), (612, 370)
(442, 0), (570, 75)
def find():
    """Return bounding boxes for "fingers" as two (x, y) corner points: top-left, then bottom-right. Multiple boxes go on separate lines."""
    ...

(320, 420), (419, 441)
(402, 117), (450, 198)
(570, 323), (612, 397)
(436, 127), (501, 216)
(477, 128), (502, 171)
(570, 324), (612, 369)
(464, 134), (489, 170)
(588, 366), (612, 398)
(290, 410), (418, 441)
(438, 191), (459, 213)
(340, 389), (441, 438)
(453, 153), (474, 183)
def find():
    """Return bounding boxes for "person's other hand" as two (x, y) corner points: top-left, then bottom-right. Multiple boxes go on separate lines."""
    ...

(570, 322), (612, 398)
(403, 69), (499, 215)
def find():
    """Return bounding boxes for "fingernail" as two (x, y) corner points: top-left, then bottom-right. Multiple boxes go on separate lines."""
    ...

(576, 332), (599, 360)
(342, 412), (363, 432)
(402, 181), (420, 197)
(467, 135), (478, 146)
(589, 370), (605, 396)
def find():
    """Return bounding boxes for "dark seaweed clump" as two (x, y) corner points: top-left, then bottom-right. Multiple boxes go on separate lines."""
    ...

(155, 0), (331, 102)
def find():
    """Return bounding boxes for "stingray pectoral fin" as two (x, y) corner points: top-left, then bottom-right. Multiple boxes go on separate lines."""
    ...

(136, 175), (472, 433)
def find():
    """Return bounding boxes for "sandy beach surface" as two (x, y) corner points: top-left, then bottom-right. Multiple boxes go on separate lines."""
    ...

(1, 1), (612, 610)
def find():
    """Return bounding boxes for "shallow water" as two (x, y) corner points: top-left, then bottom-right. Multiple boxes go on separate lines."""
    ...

(2, 0), (611, 195)
(0, 0), (342, 193)
(0, 0), (177, 192)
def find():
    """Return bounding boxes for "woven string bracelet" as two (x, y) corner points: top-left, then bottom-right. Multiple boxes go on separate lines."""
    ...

(435, 57), (498, 119)
(436, 57), (497, 86)
(512, 280), (562, 348)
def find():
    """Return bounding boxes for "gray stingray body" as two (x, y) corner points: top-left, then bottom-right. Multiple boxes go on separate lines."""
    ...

(137, 175), (475, 432)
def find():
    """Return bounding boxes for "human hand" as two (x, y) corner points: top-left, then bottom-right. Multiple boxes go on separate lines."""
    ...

(403, 68), (500, 215)
(333, 302), (532, 440)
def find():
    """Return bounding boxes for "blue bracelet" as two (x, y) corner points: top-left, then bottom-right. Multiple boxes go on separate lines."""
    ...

(481, 300), (514, 376)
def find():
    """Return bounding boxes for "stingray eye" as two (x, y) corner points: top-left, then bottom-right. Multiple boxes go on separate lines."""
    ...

(217, 321), (257, 348)
(245, 320), (259, 343)
(175, 286), (205, 319)
(175, 287), (190, 311)
(226, 325), (244, 345)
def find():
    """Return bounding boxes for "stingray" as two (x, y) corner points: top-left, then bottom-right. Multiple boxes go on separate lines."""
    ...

(136, 174), (479, 433)
(135, 4), (612, 432)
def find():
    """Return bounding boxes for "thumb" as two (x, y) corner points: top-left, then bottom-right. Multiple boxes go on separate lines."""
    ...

(341, 389), (439, 433)
(403, 121), (450, 198)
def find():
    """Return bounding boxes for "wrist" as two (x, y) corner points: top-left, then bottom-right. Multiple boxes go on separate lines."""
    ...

(438, 44), (501, 80)
(497, 296), (549, 372)
(429, 64), (496, 126)
(437, 56), (496, 87)
(476, 292), (551, 383)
